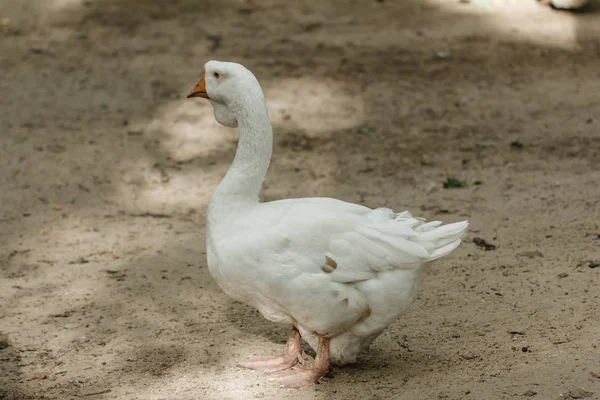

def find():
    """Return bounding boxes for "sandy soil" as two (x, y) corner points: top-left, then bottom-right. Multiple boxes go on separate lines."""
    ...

(1, 0), (600, 399)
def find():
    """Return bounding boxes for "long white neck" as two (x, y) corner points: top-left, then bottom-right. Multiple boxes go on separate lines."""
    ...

(208, 94), (273, 222)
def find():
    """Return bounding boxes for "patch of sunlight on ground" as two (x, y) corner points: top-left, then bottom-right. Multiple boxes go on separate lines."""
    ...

(426, 0), (583, 49)
(146, 100), (235, 163)
(267, 77), (365, 136)
(1, 0), (85, 24)
(111, 369), (330, 400)
(45, 0), (84, 9)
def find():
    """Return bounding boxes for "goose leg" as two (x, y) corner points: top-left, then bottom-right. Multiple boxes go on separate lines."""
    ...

(239, 326), (303, 373)
(270, 334), (331, 388)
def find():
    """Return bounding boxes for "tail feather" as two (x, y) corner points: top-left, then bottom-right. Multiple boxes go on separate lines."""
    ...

(429, 238), (463, 260)
(416, 220), (469, 259)
(416, 221), (443, 232)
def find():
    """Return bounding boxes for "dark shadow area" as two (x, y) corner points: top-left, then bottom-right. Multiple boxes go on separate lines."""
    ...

(1, 0), (600, 399)
(0, 332), (35, 400)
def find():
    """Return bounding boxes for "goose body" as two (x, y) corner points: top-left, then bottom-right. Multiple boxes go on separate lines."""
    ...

(188, 61), (468, 386)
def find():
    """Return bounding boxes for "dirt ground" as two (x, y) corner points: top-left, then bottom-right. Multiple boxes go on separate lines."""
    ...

(1, 0), (600, 399)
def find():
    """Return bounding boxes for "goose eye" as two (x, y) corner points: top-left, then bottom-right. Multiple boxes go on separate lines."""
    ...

(213, 72), (220, 79)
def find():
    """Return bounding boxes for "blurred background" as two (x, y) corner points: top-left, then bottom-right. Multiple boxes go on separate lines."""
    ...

(1, 0), (599, 399)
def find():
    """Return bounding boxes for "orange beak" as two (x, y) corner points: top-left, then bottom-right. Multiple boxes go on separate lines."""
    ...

(187, 70), (209, 99)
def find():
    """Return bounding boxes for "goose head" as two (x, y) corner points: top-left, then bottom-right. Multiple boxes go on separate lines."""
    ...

(187, 60), (266, 128)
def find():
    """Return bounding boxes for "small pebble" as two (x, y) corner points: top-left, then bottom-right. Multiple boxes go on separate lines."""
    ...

(29, 371), (48, 380)
(518, 251), (543, 258)
(473, 237), (496, 251)
(0, 334), (10, 349)
(435, 51), (450, 59)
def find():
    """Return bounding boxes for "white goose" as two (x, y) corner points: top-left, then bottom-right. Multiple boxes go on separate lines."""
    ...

(187, 61), (469, 388)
